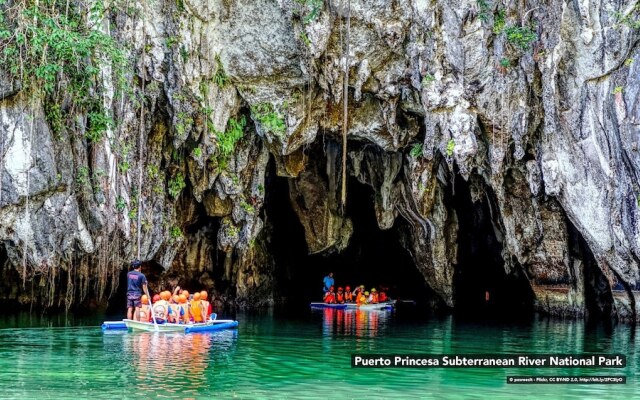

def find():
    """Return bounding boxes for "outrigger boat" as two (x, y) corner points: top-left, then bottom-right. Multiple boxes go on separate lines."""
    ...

(310, 300), (396, 311)
(102, 316), (239, 333)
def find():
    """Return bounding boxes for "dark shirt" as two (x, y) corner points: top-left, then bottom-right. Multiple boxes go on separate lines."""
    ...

(127, 270), (147, 295)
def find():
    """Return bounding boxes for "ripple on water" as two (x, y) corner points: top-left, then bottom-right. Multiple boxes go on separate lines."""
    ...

(0, 310), (637, 399)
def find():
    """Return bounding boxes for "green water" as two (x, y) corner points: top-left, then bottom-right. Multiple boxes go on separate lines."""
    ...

(0, 308), (637, 399)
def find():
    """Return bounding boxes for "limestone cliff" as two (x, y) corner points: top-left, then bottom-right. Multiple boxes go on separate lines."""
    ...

(0, 0), (639, 319)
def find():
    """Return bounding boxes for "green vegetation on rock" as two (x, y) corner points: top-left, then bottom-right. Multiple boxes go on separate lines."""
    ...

(446, 139), (455, 157)
(251, 103), (286, 137)
(410, 143), (423, 158)
(168, 173), (186, 198)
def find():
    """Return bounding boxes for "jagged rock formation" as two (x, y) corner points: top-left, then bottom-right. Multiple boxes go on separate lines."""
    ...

(0, 0), (639, 319)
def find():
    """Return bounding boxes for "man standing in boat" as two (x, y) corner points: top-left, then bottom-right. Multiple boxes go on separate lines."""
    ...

(126, 260), (148, 321)
(322, 272), (334, 293)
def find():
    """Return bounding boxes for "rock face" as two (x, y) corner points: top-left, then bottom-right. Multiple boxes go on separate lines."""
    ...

(0, 0), (639, 319)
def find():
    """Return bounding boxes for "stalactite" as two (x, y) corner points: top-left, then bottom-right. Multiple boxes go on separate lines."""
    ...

(340, 0), (351, 213)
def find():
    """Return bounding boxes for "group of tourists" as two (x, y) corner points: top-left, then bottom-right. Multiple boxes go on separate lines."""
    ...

(126, 260), (212, 324)
(322, 273), (389, 305)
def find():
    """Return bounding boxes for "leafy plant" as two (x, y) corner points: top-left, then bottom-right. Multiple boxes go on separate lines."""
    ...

(86, 111), (113, 143)
(216, 116), (247, 165)
(295, 0), (323, 24)
(0, 0), (129, 125)
(118, 161), (130, 174)
(147, 165), (160, 179)
(168, 173), (186, 198)
(446, 140), (456, 157)
(499, 58), (511, 68)
(421, 74), (435, 86)
(493, 9), (506, 34)
(76, 166), (90, 186)
(300, 31), (311, 46)
(477, 0), (491, 23)
(45, 103), (63, 137)
(170, 226), (183, 239)
(116, 196), (126, 212)
(251, 103), (286, 137)
(241, 200), (255, 213)
(213, 54), (228, 88)
(504, 26), (538, 50)
(410, 143), (423, 158)
(193, 146), (202, 157)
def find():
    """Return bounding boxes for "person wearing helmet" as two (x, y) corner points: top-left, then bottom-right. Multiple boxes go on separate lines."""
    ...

(178, 294), (190, 323)
(152, 291), (170, 323)
(356, 290), (368, 305)
(200, 291), (211, 320)
(323, 286), (336, 304)
(368, 288), (379, 304)
(139, 295), (151, 322)
(352, 284), (365, 298)
(378, 289), (388, 303)
(126, 260), (148, 321)
(344, 286), (353, 302)
(336, 287), (345, 304)
(167, 295), (181, 323)
(190, 292), (205, 323)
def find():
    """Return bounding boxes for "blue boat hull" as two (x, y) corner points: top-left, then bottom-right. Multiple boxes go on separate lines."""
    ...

(101, 320), (238, 333)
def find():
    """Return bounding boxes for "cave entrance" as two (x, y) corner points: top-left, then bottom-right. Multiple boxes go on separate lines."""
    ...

(265, 159), (430, 306)
(451, 173), (534, 316)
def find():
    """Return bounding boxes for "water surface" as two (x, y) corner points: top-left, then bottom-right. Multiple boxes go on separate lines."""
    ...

(0, 308), (636, 399)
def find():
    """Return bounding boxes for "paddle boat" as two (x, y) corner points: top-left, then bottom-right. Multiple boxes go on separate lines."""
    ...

(102, 314), (239, 333)
(310, 300), (396, 311)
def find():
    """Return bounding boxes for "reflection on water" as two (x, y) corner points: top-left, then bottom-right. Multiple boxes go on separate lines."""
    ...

(0, 311), (638, 399)
(319, 308), (391, 337)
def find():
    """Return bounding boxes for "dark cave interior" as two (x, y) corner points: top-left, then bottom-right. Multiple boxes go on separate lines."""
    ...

(264, 158), (432, 305)
(449, 172), (535, 316)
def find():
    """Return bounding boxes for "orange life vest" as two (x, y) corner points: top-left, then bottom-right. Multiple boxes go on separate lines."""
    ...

(370, 292), (379, 304)
(356, 294), (366, 305)
(344, 292), (353, 302)
(324, 293), (336, 304)
(190, 300), (204, 323)
(336, 292), (345, 303)
(379, 292), (387, 302)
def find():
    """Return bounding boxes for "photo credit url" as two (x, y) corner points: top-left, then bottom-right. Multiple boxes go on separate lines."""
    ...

(351, 354), (627, 383)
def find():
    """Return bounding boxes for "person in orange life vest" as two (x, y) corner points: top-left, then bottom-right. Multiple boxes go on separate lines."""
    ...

(336, 287), (345, 304)
(152, 291), (171, 323)
(200, 291), (211, 320)
(167, 295), (182, 323)
(190, 292), (205, 323)
(344, 286), (354, 302)
(356, 291), (368, 305)
(323, 286), (336, 304)
(378, 290), (388, 303)
(139, 295), (151, 322)
(368, 288), (379, 304)
(178, 294), (190, 323)
(352, 285), (365, 298)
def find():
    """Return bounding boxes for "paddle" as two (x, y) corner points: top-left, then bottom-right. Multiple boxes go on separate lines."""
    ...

(144, 286), (159, 332)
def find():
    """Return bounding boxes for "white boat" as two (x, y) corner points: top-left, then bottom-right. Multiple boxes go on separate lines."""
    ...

(122, 319), (238, 333)
(346, 301), (396, 310)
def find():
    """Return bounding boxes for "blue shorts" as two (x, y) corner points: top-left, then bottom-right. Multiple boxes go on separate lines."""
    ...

(127, 293), (142, 308)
